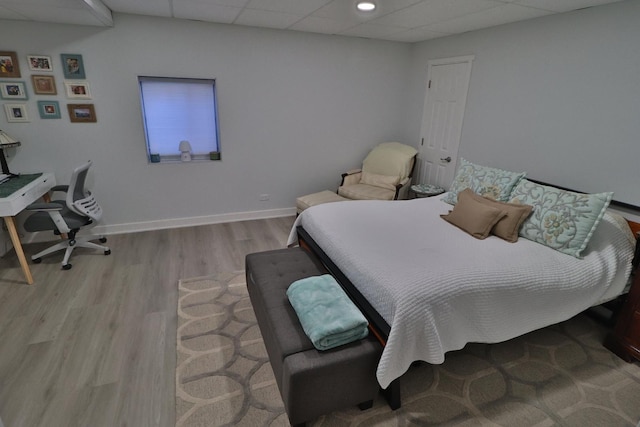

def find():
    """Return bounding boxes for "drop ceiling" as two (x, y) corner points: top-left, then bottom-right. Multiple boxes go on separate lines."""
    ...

(0, 0), (625, 43)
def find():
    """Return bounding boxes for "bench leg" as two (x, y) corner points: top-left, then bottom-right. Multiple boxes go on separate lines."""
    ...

(382, 378), (401, 410)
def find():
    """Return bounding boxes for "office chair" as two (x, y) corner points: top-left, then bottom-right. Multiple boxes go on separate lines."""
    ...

(24, 161), (110, 270)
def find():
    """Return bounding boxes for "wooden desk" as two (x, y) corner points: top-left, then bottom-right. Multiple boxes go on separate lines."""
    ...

(0, 173), (56, 284)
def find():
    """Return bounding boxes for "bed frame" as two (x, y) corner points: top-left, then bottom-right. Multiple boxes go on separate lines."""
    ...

(296, 194), (640, 410)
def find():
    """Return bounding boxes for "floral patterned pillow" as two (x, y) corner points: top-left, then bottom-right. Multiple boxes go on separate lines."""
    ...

(442, 158), (526, 204)
(509, 179), (613, 258)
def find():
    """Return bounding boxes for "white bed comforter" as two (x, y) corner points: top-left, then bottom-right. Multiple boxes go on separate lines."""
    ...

(287, 196), (635, 388)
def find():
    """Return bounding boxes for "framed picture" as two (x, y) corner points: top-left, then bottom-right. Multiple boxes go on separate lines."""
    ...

(0, 81), (28, 99)
(27, 55), (53, 72)
(4, 104), (29, 122)
(64, 81), (91, 99)
(37, 100), (61, 119)
(0, 51), (20, 78)
(31, 75), (57, 95)
(61, 53), (86, 79)
(67, 103), (96, 123)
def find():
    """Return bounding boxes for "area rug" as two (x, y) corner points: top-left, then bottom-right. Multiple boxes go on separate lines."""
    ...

(176, 272), (640, 427)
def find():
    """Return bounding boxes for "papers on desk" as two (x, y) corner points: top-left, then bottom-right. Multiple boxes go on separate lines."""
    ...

(0, 174), (10, 184)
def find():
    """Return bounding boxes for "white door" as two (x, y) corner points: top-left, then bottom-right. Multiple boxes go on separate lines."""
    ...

(417, 56), (473, 189)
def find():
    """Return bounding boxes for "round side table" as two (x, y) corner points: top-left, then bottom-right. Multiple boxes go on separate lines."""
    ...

(411, 184), (445, 198)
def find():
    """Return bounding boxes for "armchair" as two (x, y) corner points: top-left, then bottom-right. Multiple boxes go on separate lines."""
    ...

(24, 161), (110, 270)
(338, 142), (418, 201)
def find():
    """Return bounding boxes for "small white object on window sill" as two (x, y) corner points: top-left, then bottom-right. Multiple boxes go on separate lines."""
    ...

(179, 140), (192, 162)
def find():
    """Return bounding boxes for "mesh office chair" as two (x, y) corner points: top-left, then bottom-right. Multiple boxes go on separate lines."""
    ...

(24, 161), (110, 270)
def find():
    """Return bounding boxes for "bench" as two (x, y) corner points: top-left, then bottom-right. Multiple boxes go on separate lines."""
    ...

(245, 247), (382, 427)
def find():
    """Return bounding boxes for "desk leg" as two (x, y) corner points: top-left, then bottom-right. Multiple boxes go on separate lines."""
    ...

(3, 216), (34, 285)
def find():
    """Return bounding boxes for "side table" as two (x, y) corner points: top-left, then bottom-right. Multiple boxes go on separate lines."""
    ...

(410, 184), (445, 198)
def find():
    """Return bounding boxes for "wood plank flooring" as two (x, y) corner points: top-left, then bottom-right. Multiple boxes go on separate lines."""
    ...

(0, 216), (295, 427)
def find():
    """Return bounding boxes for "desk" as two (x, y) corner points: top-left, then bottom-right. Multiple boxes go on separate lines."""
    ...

(0, 173), (56, 284)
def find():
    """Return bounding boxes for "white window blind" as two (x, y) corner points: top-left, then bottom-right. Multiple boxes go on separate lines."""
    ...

(139, 76), (220, 161)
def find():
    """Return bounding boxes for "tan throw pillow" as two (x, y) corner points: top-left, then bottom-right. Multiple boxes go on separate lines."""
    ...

(464, 189), (534, 242)
(360, 171), (400, 191)
(441, 189), (507, 239)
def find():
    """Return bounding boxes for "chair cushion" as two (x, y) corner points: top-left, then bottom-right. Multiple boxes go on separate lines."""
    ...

(360, 171), (399, 191)
(338, 184), (395, 200)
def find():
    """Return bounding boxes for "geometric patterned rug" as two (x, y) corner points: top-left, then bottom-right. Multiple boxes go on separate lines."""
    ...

(176, 272), (640, 427)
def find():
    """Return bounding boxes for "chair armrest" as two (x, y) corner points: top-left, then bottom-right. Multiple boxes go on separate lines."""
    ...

(26, 201), (64, 211)
(340, 169), (362, 187)
(393, 177), (412, 200)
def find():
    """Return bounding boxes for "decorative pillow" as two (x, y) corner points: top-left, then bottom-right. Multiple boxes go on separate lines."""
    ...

(462, 189), (533, 242)
(441, 189), (507, 239)
(360, 171), (400, 191)
(442, 158), (526, 205)
(509, 179), (613, 257)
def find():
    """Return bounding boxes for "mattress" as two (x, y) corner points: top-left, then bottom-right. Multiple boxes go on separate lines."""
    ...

(287, 195), (635, 388)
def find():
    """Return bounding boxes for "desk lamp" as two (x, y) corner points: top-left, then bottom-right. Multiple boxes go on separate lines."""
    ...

(0, 129), (21, 178)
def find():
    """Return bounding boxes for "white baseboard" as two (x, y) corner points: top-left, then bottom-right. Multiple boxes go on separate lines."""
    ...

(1, 207), (296, 256)
(91, 207), (297, 236)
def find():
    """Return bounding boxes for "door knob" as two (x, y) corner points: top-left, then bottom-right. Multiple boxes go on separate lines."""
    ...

(440, 156), (451, 163)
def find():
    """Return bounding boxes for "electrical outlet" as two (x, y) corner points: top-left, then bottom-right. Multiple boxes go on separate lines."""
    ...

(259, 194), (269, 201)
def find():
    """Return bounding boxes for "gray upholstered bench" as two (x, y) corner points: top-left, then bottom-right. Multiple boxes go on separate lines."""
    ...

(245, 248), (381, 427)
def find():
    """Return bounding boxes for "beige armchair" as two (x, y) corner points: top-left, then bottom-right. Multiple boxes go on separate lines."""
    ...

(338, 142), (418, 201)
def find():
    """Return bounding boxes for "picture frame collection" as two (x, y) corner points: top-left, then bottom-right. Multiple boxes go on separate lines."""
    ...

(1, 51), (96, 123)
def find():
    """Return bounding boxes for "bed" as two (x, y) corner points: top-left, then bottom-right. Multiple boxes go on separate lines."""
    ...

(286, 189), (638, 402)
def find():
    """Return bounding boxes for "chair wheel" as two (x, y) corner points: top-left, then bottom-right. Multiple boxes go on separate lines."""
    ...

(104, 249), (111, 256)
(99, 237), (107, 243)
(33, 258), (42, 264)
(62, 264), (72, 270)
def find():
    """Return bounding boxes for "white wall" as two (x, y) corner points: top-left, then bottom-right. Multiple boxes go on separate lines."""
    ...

(407, 0), (640, 207)
(0, 14), (412, 236)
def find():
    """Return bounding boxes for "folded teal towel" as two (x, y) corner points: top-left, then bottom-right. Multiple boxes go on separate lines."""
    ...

(286, 274), (369, 351)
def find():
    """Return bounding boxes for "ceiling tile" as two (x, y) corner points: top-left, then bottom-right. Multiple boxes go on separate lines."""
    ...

(425, 3), (552, 34)
(0, 3), (109, 25)
(513, 0), (622, 13)
(102, 0), (171, 17)
(372, 0), (503, 28)
(0, 0), (629, 42)
(234, 8), (302, 29)
(245, 0), (332, 16)
(0, 5), (28, 20)
(173, 1), (242, 23)
(312, 0), (423, 22)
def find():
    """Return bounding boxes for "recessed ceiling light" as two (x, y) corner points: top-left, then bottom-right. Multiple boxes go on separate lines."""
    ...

(356, 1), (376, 12)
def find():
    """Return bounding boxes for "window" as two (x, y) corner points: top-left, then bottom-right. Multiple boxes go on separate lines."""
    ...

(138, 76), (220, 162)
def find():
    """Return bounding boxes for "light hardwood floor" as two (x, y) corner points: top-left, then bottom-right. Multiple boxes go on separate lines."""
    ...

(0, 216), (295, 427)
